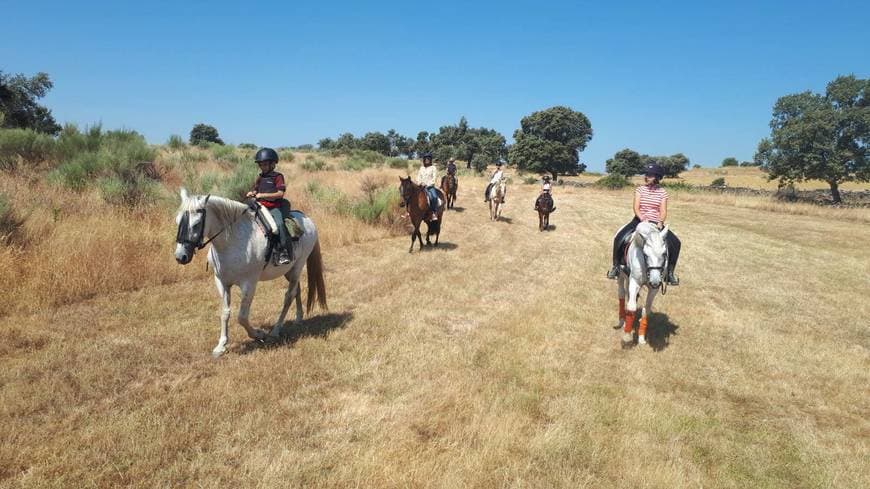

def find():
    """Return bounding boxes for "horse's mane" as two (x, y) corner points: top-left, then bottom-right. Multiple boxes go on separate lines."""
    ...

(181, 194), (249, 229)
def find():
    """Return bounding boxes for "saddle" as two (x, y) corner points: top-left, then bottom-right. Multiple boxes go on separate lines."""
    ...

(250, 201), (305, 265)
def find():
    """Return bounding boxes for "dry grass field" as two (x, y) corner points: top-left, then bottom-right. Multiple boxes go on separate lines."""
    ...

(1, 157), (869, 488)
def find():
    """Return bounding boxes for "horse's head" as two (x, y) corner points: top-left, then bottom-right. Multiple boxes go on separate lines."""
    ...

(634, 221), (668, 287)
(398, 176), (416, 208)
(175, 188), (213, 265)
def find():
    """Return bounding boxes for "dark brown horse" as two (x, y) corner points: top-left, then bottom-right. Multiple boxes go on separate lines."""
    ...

(535, 192), (554, 231)
(399, 177), (445, 252)
(440, 174), (457, 209)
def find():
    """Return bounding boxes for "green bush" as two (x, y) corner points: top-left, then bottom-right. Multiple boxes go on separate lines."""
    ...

(352, 187), (399, 224)
(211, 144), (245, 167)
(0, 128), (56, 170)
(711, 177), (726, 187)
(594, 174), (631, 189)
(278, 149), (295, 163)
(238, 143), (257, 150)
(387, 157), (408, 169)
(181, 149), (208, 163)
(167, 135), (186, 150)
(523, 176), (538, 185)
(301, 155), (326, 172)
(217, 162), (259, 201)
(660, 180), (695, 191)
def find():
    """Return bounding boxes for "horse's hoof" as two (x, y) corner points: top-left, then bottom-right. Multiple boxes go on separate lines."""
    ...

(621, 332), (634, 345)
(212, 348), (226, 358)
(638, 335), (647, 345)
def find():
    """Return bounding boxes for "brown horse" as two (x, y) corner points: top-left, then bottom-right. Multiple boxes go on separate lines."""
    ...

(440, 174), (457, 209)
(535, 192), (554, 231)
(399, 177), (445, 252)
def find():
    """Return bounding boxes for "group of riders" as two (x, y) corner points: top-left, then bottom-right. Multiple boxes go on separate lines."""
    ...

(247, 147), (679, 285)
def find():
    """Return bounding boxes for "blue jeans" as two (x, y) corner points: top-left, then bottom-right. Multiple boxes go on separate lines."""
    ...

(425, 186), (439, 213)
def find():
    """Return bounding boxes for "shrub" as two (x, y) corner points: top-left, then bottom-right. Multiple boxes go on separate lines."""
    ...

(341, 150), (384, 171)
(278, 149), (296, 163)
(711, 177), (726, 187)
(661, 180), (695, 191)
(238, 143), (257, 150)
(352, 187), (400, 224)
(167, 135), (186, 150)
(387, 157), (408, 169)
(181, 148), (208, 163)
(692, 164), (701, 169)
(471, 154), (490, 173)
(301, 155), (326, 172)
(594, 174), (631, 189)
(523, 176), (538, 185)
(189, 123), (223, 146)
(217, 162), (259, 201)
(721, 157), (739, 167)
(0, 128), (56, 170)
(0, 192), (25, 244)
(211, 144), (244, 167)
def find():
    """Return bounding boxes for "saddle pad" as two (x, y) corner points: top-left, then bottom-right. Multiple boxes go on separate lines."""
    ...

(284, 211), (306, 238)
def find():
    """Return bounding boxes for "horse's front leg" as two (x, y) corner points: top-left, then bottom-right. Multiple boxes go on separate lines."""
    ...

(615, 274), (627, 330)
(213, 278), (231, 357)
(237, 281), (266, 341)
(639, 287), (659, 345)
(623, 278), (641, 345)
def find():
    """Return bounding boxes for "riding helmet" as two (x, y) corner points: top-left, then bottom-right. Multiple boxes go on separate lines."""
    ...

(644, 163), (665, 179)
(421, 152), (433, 160)
(254, 147), (279, 163)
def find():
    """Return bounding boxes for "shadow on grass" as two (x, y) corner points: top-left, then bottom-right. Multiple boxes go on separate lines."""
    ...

(646, 312), (679, 352)
(238, 312), (354, 355)
(417, 242), (459, 252)
(541, 223), (557, 231)
(496, 217), (513, 224)
(450, 206), (465, 213)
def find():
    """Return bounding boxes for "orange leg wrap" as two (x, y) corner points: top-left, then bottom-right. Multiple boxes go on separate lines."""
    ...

(623, 311), (635, 334)
(639, 315), (648, 337)
(619, 298), (626, 320)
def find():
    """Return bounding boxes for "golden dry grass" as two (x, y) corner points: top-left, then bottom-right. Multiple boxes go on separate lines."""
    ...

(1, 163), (869, 488)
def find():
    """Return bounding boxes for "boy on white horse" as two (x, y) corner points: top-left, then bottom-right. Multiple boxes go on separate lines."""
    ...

(245, 148), (293, 265)
(606, 163), (681, 285)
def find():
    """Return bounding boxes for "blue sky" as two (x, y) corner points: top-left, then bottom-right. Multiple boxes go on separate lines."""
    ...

(3, 0), (867, 171)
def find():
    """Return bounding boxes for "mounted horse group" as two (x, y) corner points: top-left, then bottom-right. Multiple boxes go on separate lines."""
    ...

(175, 149), (681, 355)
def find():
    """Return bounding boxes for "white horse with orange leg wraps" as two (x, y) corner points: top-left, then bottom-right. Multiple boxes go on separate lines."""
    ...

(174, 189), (327, 356)
(615, 221), (670, 346)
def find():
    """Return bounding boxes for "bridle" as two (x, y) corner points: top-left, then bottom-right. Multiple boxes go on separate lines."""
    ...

(176, 195), (225, 251)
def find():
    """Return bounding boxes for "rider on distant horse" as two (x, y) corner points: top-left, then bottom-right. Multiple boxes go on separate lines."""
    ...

(484, 161), (506, 202)
(535, 175), (556, 212)
(607, 163), (680, 285)
(246, 147), (292, 264)
(446, 158), (457, 176)
(417, 152), (440, 220)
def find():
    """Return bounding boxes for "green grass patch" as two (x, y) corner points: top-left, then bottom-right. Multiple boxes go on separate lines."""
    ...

(0, 128), (56, 170)
(594, 174), (631, 189)
(301, 155), (327, 172)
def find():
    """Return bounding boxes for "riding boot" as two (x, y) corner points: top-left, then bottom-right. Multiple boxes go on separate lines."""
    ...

(666, 270), (680, 285)
(607, 265), (620, 279)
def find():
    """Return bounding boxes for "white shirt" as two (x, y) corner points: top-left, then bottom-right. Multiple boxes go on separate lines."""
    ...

(490, 169), (504, 184)
(418, 165), (437, 186)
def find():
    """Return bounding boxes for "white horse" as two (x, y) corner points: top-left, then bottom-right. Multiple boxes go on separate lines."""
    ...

(489, 179), (506, 221)
(616, 221), (669, 346)
(174, 189), (327, 356)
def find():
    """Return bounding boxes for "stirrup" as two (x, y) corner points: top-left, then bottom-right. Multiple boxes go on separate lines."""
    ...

(606, 266), (619, 279)
(667, 273), (680, 286)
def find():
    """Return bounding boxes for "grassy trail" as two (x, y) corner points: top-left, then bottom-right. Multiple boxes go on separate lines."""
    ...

(1, 177), (868, 488)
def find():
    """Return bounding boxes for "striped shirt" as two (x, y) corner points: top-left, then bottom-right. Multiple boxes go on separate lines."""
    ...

(635, 184), (668, 222)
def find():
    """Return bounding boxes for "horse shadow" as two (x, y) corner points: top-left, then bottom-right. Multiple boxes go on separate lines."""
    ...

(646, 312), (679, 352)
(419, 242), (459, 252)
(497, 217), (513, 224)
(238, 312), (354, 355)
(451, 206), (465, 213)
(543, 224), (557, 231)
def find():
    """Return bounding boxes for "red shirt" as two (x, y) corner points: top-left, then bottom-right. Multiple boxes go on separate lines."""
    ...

(253, 171), (286, 209)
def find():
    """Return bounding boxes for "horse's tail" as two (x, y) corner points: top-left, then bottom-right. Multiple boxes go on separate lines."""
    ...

(306, 238), (328, 313)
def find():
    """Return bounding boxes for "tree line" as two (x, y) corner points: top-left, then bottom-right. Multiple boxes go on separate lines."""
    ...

(3, 69), (867, 201)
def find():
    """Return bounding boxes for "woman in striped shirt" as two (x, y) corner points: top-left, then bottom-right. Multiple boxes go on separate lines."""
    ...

(606, 163), (681, 285)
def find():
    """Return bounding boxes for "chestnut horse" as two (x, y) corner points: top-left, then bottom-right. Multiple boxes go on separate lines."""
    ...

(440, 174), (457, 209)
(399, 177), (445, 252)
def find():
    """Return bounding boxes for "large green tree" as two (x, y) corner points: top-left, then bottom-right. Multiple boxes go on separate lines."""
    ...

(0, 71), (61, 135)
(359, 131), (391, 155)
(508, 106), (592, 180)
(427, 117), (507, 170)
(189, 123), (223, 146)
(755, 75), (869, 203)
(721, 157), (739, 167)
(605, 148), (643, 176)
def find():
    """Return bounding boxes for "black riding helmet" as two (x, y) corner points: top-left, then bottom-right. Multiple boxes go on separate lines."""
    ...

(644, 163), (665, 180)
(421, 152), (433, 160)
(254, 147), (279, 164)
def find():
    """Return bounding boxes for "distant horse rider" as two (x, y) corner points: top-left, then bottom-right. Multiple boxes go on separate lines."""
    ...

(535, 175), (556, 212)
(446, 157), (457, 176)
(484, 161), (506, 203)
(245, 147), (292, 264)
(417, 152), (440, 220)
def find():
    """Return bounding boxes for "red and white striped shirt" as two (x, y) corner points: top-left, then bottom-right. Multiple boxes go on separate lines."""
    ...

(635, 184), (668, 222)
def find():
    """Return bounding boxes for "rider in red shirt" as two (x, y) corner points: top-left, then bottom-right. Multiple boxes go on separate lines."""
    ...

(246, 148), (292, 264)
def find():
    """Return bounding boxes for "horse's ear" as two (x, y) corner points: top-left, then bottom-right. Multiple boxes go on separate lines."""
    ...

(180, 187), (189, 202)
(660, 225), (669, 239)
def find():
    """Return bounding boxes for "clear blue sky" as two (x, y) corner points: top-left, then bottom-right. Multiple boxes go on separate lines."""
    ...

(3, 0), (867, 171)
